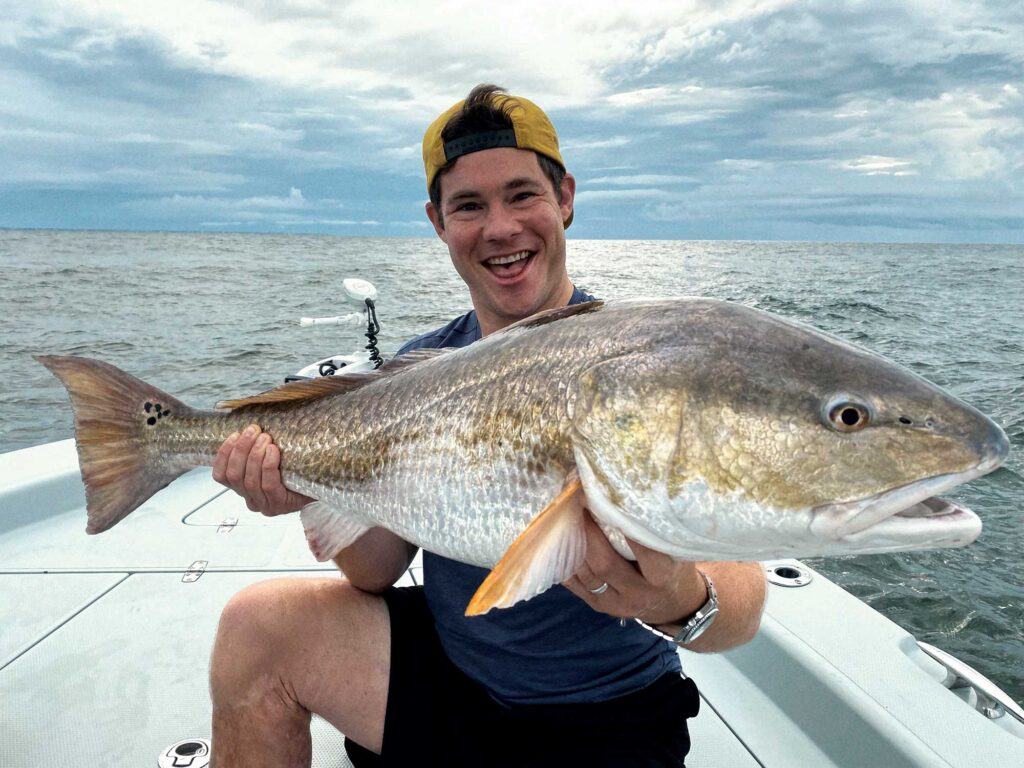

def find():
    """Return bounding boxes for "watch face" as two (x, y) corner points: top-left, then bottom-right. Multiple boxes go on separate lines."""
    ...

(673, 571), (719, 644)
(682, 604), (719, 644)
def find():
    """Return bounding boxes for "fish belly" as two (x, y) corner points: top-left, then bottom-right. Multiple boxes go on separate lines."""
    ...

(283, 434), (568, 568)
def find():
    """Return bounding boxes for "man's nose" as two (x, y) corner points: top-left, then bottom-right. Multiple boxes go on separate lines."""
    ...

(482, 203), (523, 240)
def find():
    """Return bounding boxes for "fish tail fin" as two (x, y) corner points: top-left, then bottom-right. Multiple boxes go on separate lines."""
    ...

(36, 354), (197, 533)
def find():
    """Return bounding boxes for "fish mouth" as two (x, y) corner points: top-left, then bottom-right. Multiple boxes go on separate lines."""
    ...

(810, 447), (1005, 549)
(824, 493), (982, 552)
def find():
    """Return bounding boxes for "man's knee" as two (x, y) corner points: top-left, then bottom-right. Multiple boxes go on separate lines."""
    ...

(210, 578), (339, 693)
(216, 579), (295, 646)
(210, 580), (287, 696)
(210, 578), (374, 680)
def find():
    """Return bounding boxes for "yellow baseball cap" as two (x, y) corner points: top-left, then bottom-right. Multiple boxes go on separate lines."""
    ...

(422, 91), (572, 227)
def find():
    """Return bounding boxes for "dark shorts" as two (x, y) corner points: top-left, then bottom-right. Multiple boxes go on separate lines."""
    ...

(344, 586), (700, 768)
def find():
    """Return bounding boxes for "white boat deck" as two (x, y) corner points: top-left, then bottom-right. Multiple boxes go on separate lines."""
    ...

(2, 440), (1022, 767)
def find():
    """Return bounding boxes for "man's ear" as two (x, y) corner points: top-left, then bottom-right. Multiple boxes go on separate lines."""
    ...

(559, 172), (576, 227)
(425, 201), (447, 242)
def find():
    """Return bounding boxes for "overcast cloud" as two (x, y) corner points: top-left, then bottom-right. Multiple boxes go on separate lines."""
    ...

(1, 0), (1022, 241)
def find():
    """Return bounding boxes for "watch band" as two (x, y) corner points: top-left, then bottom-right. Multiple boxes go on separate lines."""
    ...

(636, 570), (719, 646)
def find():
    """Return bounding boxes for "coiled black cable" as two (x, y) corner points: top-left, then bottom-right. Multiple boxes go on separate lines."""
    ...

(364, 298), (383, 368)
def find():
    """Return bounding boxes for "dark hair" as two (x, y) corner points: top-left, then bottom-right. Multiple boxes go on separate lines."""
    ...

(429, 84), (566, 228)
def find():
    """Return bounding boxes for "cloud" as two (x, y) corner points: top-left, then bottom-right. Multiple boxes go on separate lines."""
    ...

(575, 188), (671, 203)
(562, 136), (632, 152)
(606, 86), (704, 108)
(130, 186), (302, 210)
(199, 218), (381, 228)
(826, 85), (1024, 181)
(1, 1), (1022, 240)
(118, 187), (378, 229)
(587, 174), (698, 185)
(844, 156), (917, 176)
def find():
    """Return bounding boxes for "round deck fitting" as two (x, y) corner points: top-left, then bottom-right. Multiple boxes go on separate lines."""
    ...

(765, 562), (812, 587)
(158, 738), (210, 768)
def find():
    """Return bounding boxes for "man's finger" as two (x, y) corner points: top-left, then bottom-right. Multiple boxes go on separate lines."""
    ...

(580, 514), (646, 593)
(212, 432), (239, 484)
(627, 536), (678, 583)
(260, 443), (291, 510)
(260, 443), (314, 514)
(569, 561), (603, 592)
(243, 433), (271, 509)
(225, 424), (260, 485)
(563, 576), (626, 616)
(261, 442), (282, 490)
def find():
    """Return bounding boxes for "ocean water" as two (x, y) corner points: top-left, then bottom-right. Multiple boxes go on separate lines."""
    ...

(2, 229), (1022, 703)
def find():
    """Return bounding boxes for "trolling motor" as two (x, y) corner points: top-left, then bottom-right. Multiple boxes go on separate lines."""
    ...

(289, 278), (384, 381)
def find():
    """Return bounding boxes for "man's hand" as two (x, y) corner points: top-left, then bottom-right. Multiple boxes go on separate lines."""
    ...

(213, 424), (415, 590)
(563, 513), (765, 651)
(564, 513), (705, 624)
(212, 424), (313, 515)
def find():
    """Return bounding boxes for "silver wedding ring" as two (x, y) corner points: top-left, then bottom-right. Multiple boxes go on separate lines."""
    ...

(589, 581), (609, 595)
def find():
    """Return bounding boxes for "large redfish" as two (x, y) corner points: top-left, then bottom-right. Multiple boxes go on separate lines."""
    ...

(37, 299), (1008, 615)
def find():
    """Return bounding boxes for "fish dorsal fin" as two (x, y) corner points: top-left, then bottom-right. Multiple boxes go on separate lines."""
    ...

(500, 300), (605, 334)
(215, 348), (453, 410)
(465, 469), (587, 616)
(216, 375), (370, 410)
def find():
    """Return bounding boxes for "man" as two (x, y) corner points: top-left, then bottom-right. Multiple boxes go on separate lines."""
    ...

(209, 85), (766, 767)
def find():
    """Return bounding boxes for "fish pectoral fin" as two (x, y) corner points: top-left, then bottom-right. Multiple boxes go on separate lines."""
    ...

(466, 470), (587, 616)
(300, 501), (371, 561)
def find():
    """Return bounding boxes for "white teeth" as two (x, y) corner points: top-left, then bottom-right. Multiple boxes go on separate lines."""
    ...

(487, 251), (531, 266)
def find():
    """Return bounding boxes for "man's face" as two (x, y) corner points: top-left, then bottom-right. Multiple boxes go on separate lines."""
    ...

(426, 147), (576, 335)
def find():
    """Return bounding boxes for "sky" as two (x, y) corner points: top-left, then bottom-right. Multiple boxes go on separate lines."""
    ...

(1, 1), (1022, 242)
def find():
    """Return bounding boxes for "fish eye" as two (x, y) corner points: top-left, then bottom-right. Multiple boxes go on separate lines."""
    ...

(824, 398), (872, 433)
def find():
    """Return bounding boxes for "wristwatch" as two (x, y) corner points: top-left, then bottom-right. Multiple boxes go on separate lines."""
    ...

(639, 570), (719, 645)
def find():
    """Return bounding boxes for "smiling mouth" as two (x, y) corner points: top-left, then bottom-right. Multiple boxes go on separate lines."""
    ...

(484, 250), (535, 280)
(486, 250), (532, 266)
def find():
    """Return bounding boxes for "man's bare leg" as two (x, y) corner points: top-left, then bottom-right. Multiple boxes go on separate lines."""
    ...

(209, 577), (391, 767)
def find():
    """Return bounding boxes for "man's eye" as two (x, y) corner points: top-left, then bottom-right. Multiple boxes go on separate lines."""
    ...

(453, 202), (480, 212)
(513, 192), (536, 202)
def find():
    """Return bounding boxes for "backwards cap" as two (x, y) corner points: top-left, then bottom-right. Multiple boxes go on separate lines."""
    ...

(422, 91), (570, 226)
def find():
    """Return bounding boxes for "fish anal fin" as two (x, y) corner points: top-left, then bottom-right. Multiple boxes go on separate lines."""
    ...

(300, 501), (372, 561)
(216, 349), (453, 411)
(466, 470), (586, 616)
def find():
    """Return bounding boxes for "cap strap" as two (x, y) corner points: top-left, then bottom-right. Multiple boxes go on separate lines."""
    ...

(443, 129), (517, 161)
